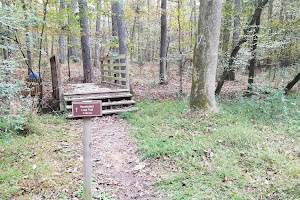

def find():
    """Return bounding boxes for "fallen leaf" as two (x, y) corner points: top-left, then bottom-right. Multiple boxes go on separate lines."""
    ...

(53, 172), (61, 176)
(289, 154), (295, 160)
(32, 164), (37, 170)
(133, 163), (146, 171)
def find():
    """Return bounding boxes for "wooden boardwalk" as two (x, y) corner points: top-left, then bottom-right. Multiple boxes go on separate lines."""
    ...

(64, 83), (137, 118)
(62, 54), (137, 118)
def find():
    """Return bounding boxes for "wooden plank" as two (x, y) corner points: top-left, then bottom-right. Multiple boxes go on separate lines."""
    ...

(101, 81), (126, 88)
(100, 54), (126, 61)
(101, 76), (127, 81)
(66, 100), (136, 110)
(64, 93), (132, 102)
(26, 78), (41, 96)
(63, 89), (129, 96)
(100, 63), (126, 67)
(101, 69), (126, 73)
(67, 107), (138, 118)
(125, 57), (130, 90)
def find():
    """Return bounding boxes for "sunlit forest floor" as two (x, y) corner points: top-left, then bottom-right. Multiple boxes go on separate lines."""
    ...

(0, 61), (299, 199)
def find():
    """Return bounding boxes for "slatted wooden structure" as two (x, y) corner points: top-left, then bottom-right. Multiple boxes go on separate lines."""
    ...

(25, 78), (41, 96)
(63, 54), (136, 118)
(100, 54), (130, 90)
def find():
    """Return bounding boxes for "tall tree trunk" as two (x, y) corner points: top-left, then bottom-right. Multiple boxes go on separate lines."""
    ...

(79, 0), (93, 83)
(111, 2), (118, 53)
(58, 0), (66, 64)
(222, 0), (232, 54)
(51, 34), (54, 56)
(215, 0), (269, 95)
(145, 0), (151, 62)
(178, 0), (184, 94)
(37, 0), (49, 109)
(190, 0), (222, 111)
(129, 1), (140, 61)
(115, 0), (127, 56)
(159, 0), (167, 84)
(229, 0), (240, 80)
(233, 0), (241, 48)
(94, 0), (101, 68)
(223, 0), (235, 81)
(21, 0), (33, 75)
(248, 0), (262, 91)
(70, 0), (78, 59)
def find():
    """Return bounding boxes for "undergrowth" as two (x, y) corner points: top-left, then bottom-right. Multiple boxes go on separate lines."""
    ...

(124, 91), (300, 199)
(0, 114), (81, 199)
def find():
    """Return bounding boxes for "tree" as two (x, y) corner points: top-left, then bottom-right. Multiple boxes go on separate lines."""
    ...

(115, 0), (127, 56)
(94, 0), (101, 68)
(215, 0), (269, 95)
(20, 0), (33, 75)
(70, 0), (78, 59)
(233, 0), (241, 49)
(58, 0), (66, 64)
(111, 1), (118, 53)
(248, 0), (262, 91)
(159, 0), (167, 84)
(79, 0), (93, 83)
(190, 0), (222, 111)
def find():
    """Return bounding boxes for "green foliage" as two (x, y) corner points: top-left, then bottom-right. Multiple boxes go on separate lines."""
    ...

(126, 95), (300, 199)
(0, 114), (79, 199)
(0, 2), (46, 138)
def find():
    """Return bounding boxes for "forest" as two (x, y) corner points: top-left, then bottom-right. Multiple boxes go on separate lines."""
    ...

(0, 0), (299, 199)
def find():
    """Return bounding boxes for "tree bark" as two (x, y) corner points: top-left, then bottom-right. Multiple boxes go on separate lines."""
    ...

(111, 2), (118, 53)
(21, 0), (33, 75)
(159, 0), (167, 83)
(233, 0), (241, 48)
(94, 0), (101, 68)
(248, 1), (262, 91)
(178, 0), (184, 94)
(284, 73), (300, 94)
(70, 0), (78, 59)
(58, 0), (66, 64)
(222, 0), (232, 54)
(215, 0), (269, 95)
(190, 0), (222, 111)
(78, 0), (93, 83)
(115, 0), (127, 57)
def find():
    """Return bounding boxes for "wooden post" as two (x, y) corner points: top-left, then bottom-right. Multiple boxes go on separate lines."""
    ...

(83, 117), (92, 200)
(50, 55), (64, 111)
(125, 57), (130, 90)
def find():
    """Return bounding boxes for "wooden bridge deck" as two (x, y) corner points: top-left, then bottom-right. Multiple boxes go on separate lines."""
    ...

(63, 83), (137, 118)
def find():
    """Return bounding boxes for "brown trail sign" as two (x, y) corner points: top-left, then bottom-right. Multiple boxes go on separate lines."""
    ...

(72, 101), (102, 118)
(72, 101), (102, 200)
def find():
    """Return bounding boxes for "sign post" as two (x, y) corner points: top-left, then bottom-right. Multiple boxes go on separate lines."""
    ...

(72, 101), (102, 200)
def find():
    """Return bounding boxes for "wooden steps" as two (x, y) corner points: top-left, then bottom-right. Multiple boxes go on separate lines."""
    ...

(64, 93), (133, 102)
(67, 107), (138, 119)
(65, 100), (136, 110)
(63, 89), (129, 96)
(63, 88), (137, 118)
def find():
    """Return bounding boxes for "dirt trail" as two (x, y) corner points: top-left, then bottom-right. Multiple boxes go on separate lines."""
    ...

(92, 116), (156, 200)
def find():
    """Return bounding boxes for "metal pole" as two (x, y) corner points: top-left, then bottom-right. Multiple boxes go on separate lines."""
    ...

(83, 117), (92, 200)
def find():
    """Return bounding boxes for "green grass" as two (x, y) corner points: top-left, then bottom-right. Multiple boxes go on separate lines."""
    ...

(0, 114), (81, 199)
(124, 92), (300, 200)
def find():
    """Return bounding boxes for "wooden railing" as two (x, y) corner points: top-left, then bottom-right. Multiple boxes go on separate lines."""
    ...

(100, 54), (130, 90)
(25, 78), (41, 96)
